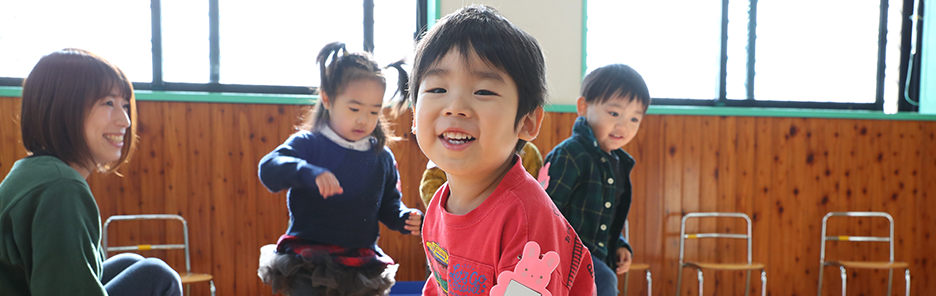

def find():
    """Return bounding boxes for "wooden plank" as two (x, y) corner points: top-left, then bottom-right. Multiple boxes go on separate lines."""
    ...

(659, 115), (685, 296)
(637, 114), (664, 296)
(768, 117), (794, 296)
(751, 117), (773, 295)
(186, 102), (214, 296)
(208, 103), (236, 296)
(733, 116), (757, 296)
(697, 116), (719, 296)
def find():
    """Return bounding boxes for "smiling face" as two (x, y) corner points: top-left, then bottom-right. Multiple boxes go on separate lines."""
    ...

(577, 95), (645, 153)
(84, 88), (132, 166)
(413, 49), (541, 179)
(322, 79), (385, 142)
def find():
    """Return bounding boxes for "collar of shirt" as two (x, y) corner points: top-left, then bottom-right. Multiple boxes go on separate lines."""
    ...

(319, 125), (374, 152)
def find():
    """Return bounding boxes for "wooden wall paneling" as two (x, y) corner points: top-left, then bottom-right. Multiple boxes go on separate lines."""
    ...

(209, 103), (236, 295)
(789, 117), (817, 296)
(916, 122), (936, 294)
(138, 101), (170, 264)
(635, 114), (664, 296)
(733, 116), (758, 296)
(252, 104), (295, 296)
(161, 100), (189, 275)
(811, 117), (838, 295)
(232, 104), (259, 296)
(766, 117), (793, 296)
(185, 103), (214, 296)
(676, 115), (702, 296)
(751, 117), (774, 295)
(717, 115), (743, 296)
(886, 120), (916, 296)
(660, 115), (686, 296)
(695, 116), (718, 295)
(856, 119), (882, 294)
(0, 97), (23, 177)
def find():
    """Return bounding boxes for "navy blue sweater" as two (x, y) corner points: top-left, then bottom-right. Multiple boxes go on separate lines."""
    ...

(258, 131), (417, 250)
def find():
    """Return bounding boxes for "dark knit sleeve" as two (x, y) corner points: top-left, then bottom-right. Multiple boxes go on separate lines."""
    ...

(376, 147), (419, 234)
(258, 132), (329, 193)
(19, 180), (107, 296)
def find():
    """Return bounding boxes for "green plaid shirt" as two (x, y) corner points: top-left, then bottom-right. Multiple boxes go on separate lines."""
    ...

(543, 116), (634, 268)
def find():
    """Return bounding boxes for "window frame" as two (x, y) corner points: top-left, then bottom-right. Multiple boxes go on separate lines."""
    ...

(0, 0), (416, 96)
(582, 0), (923, 111)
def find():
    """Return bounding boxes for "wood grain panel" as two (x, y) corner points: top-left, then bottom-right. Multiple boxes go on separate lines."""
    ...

(3, 96), (935, 296)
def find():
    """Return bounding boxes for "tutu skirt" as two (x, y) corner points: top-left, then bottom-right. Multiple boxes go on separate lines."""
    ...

(258, 236), (398, 296)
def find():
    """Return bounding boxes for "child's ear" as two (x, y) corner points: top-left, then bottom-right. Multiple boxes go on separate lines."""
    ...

(518, 106), (544, 142)
(575, 96), (588, 117)
(321, 91), (332, 109)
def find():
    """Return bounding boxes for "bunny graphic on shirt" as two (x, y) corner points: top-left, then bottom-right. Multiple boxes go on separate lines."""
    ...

(490, 241), (560, 296)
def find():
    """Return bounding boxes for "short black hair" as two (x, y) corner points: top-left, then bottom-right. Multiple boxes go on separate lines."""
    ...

(581, 64), (651, 112)
(407, 5), (546, 152)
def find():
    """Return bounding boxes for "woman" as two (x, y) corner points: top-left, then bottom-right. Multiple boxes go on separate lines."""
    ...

(0, 49), (182, 296)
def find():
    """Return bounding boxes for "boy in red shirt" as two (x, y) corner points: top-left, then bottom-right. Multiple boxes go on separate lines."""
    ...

(404, 5), (597, 296)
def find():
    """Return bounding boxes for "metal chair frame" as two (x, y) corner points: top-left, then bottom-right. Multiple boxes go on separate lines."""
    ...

(103, 214), (216, 296)
(817, 212), (910, 296)
(677, 212), (766, 296)
(622, 220), (651, 296)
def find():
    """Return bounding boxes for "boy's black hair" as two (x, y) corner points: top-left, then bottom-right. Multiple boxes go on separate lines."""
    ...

(301, 42), (408, 150)
(581, 64), (651, 112)
(405, 5), (546, 152)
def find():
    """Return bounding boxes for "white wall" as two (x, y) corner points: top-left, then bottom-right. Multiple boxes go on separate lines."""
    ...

(439, 0), (583, 105)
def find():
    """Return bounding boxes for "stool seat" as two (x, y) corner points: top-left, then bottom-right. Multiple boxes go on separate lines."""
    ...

(179, 272), (213, 284)
(684, 261), (765, 271)
(825, 261), (909, 270)
(628, 263), (650, 271)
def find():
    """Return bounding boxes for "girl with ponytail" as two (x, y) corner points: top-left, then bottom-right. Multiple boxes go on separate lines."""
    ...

(257, 42), (419, 296)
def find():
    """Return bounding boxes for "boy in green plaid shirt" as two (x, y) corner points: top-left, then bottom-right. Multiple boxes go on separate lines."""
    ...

(540, 64), (651, 296)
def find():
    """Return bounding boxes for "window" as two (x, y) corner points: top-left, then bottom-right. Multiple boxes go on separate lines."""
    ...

(586, 0), (912, 112)
(0, 0), (417, 95)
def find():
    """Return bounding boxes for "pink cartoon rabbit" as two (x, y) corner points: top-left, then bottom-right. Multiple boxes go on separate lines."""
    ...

(490, 241), (560, 296)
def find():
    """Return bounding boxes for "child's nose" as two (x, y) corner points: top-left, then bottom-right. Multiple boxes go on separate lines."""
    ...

(443, 96), (470, 117)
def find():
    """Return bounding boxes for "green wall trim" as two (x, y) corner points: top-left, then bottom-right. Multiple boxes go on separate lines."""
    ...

(581, 0), (588, 79)
(4, 86), (935, 121)
(0, 87), (21, 97)
(1, 86), (318, 105)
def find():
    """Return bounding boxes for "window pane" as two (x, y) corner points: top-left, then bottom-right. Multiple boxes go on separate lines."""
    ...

(587, 0), (722, 100)
(373, 0), (416, 102)
(755, 0), (880, 102)
(0, 0), (152, 82)
(220, 0), (363, 86)
(163, 0), (209, 83)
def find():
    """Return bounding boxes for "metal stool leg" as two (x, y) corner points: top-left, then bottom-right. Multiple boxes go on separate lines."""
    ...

(745, 269), (752, 296)
(697, 269), (704, 296)
(646, 270), (652, 296)
(887, 269), (894, 296)
(761, 270), (767, 296)
(210, 279), (216, 296)
(839, 266), (847, 296)
(904, 269), (910, 296)
(676, 266), (684, 296)
(623, 271), (630, 296)
(818, 265), (825, 296)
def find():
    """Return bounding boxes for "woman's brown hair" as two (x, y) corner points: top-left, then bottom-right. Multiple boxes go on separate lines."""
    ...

(20, 48), (138, 174)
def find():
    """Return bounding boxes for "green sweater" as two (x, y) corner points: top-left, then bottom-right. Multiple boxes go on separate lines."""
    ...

(0, 156), (107, 296)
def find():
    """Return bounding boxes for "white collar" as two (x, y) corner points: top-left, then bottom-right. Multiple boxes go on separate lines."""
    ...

(320, 125), (374, 151)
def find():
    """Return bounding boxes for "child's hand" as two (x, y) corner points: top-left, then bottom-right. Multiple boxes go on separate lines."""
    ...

(315, 172), (343, 198)
(616, 247), (633, 274)
(404, 210), (422, 235)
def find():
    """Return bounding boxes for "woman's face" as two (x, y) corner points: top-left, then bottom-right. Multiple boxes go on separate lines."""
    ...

(84, 88), (131, 166)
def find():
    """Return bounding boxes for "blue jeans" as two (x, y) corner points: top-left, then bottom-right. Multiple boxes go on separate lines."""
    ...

(592, 254), (618, 296)
(102, 253), (182, 296)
